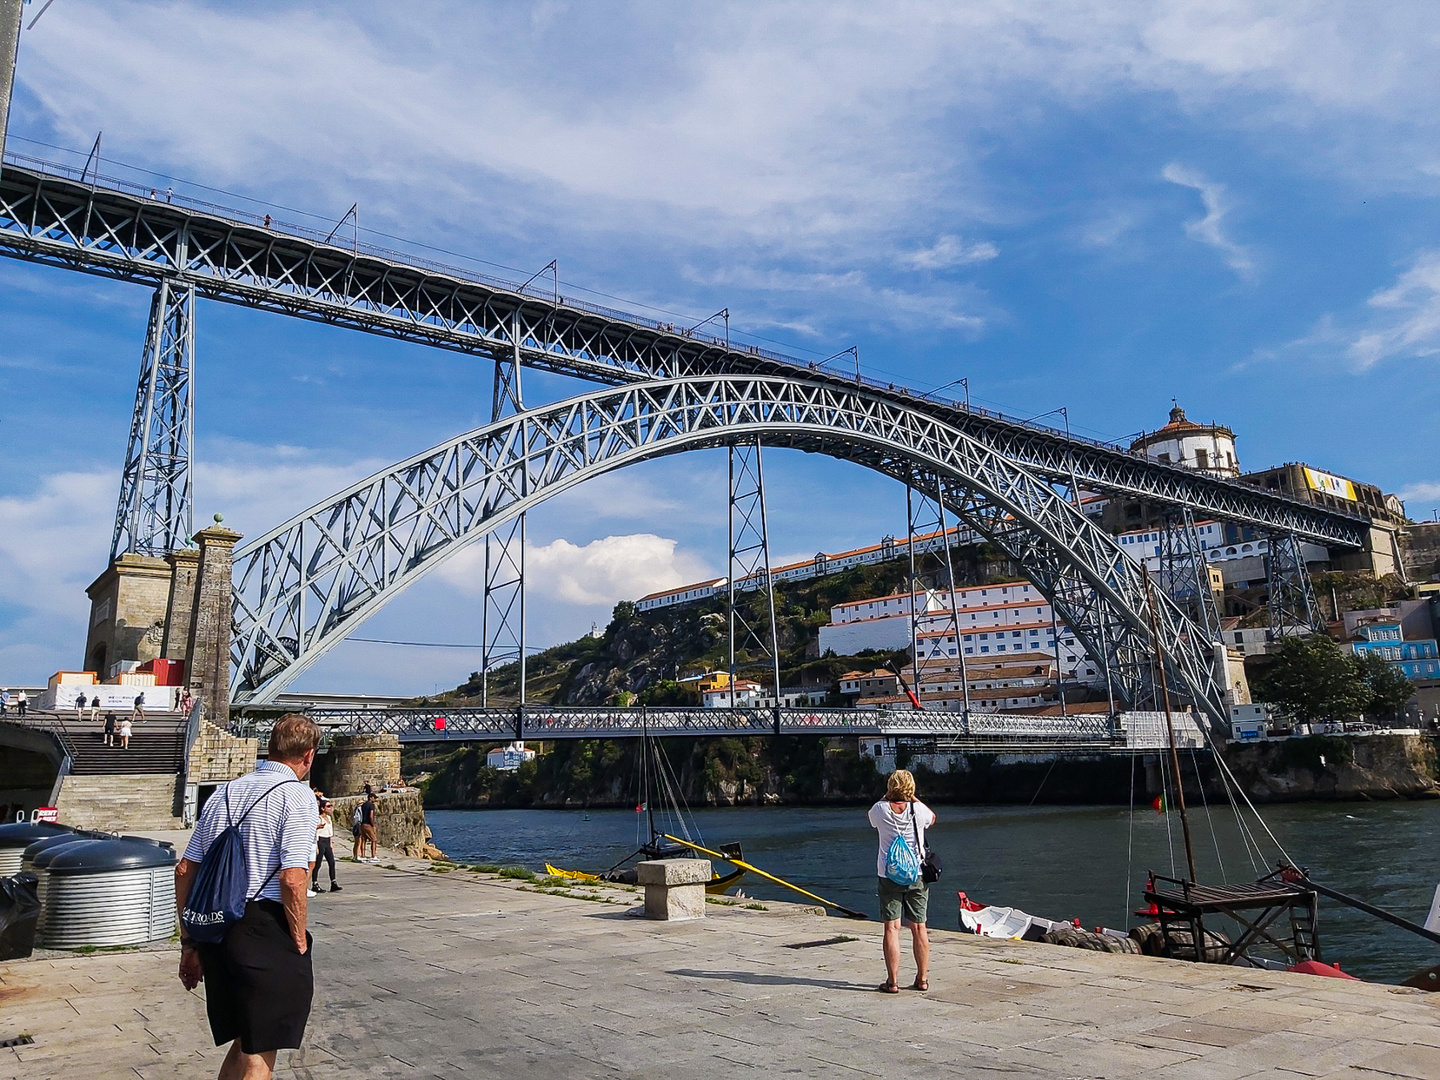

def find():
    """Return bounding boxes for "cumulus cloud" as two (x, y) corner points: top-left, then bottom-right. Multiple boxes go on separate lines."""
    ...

(1346, 251), (1440, 370)
(0, 442), (389, 683)
(901, 235), (998, 270)
(437, 533), (711, 609)
(1161, 163), (1255, 279)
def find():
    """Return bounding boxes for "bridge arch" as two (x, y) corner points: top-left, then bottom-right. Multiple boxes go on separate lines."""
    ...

(231, 375), (1227, 727)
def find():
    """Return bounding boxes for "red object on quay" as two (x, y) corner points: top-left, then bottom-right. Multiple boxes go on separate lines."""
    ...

(148, 658), (186, 685)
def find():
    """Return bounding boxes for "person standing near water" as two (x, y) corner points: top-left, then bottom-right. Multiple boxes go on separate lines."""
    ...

(868, 768), (936, 994)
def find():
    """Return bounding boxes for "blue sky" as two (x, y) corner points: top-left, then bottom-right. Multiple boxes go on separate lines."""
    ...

(3, 1), (1439, 694)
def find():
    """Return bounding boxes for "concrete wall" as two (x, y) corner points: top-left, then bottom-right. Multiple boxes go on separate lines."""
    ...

(1401, 522), (1440, 583)
(0, 743), (59, 820)
(329, 790), (432, 856)
(186, 721), (258, 785)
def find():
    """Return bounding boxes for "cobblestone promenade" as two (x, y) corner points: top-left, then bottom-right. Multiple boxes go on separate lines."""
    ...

(4, 856), (1440, 1079)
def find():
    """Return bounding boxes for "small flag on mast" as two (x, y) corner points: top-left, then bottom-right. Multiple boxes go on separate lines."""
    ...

(1151, 794), (1166, 815)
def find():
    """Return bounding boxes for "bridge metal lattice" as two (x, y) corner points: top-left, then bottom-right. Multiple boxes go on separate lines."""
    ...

(228, 375), (1232, 740)
(727, 440), (781, 706)
(1157, 507), (1223, 646)
(1267, 531), (1322, 637)
(906, 480), (971, 713)
(111, 280), (194, 558)
(479, 304), (530, 705)
(0, 157), (1368, 549)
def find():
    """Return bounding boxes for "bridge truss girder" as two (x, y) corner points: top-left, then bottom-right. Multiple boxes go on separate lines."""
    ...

(229, 375), (1230, 738)
(0, 160), (1367, 549)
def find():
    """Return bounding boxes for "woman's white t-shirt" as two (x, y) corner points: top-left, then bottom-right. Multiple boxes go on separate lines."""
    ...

(316, 814), (334, 839)
(868, 799), (936, 879)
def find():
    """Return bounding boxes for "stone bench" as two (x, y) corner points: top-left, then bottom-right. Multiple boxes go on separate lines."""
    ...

(637, 858), (711, 921)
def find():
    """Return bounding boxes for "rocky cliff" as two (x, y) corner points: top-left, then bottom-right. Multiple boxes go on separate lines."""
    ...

(1221, 733), (1440, 803)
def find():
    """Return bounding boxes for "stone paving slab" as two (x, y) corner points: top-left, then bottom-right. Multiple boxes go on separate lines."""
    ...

(3, 857), (1440, 1078)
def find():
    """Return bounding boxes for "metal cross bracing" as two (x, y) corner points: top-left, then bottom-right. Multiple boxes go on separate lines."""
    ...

(1267, 531), (1323, 638)
(1156, 507), (1224, 646)
(243, 703), (1140, 746)
(111, 280), (195, 558)
(727, 440), (782, 710)
(228, 374), (1233, 745)
(478, 303), (532, 706)
(0, 157), (1368, 548)
(906, 480), (970, 713)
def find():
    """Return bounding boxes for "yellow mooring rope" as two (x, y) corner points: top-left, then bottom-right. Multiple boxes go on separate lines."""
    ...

(661, 834), (868, 919)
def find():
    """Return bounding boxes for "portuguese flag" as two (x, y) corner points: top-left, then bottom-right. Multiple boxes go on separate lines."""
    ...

(1151, 794), (1166, 815)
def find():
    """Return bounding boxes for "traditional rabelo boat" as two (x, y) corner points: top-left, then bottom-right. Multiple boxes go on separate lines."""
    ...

(955, 573), (1440, 988)
(544, 722), (748, 895)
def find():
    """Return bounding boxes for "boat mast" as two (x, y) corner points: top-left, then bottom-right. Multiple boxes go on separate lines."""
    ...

(641, 704), (659, 844)
(1142, 569), (1198, 883)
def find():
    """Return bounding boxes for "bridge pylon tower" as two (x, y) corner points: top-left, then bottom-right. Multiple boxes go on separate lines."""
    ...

(1158, 507), (1223, 647)
(111, 280), (195, 559)
(1267, 531), (1322, 641)
(479, 304), (532, 706)
(905, 478), (971, 716)
(727, 440), (781, 717)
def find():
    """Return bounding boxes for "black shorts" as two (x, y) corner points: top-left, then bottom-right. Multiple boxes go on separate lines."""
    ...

(198, 900), (314, 1054)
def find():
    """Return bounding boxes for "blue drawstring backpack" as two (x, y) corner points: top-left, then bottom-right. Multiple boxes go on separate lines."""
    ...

(884, 806), (921, 886)
(180, 780), (298, 943)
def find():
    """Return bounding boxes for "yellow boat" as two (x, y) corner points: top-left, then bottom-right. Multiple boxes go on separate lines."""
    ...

(545, 856), (747, 895)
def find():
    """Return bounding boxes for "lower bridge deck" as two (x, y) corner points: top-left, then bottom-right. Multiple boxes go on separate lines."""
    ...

(244, 705), (1212, 753)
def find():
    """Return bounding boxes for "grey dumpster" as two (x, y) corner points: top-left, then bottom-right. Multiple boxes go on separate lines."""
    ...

(0, 821), (73, 877)
(36, 838), (177, 949)
(20, 830), (104, 873)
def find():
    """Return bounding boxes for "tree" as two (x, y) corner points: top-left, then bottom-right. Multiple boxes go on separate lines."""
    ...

(1354, 652), (1414, 723)
(1250, 635), (1370, 726)
(609, 600), (637, 629)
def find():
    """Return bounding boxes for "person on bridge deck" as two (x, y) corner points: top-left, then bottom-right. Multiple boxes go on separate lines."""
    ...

(176, 713), (323, 1080)
(869, 769), (936, 994)
(15, 691), (25, 717)
(103, 712), (117, 747)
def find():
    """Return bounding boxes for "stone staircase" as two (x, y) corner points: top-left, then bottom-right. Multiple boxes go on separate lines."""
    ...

(53, 773), (183, 832)
(24, 713), (187, 775)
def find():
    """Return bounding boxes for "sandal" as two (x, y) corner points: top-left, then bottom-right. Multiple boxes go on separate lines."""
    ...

(910, 978), (929, 991)
(878, 981), (900, 994)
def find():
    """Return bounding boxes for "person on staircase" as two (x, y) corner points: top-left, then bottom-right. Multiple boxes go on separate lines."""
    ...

(89, 694), (101, 722)
(118, 715), (132, 750)
(131, 692), (146, 725)
(103, 711), (117, 747)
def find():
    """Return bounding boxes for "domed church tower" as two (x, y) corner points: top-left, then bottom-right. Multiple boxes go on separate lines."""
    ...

(1130, 404), (1240, 478)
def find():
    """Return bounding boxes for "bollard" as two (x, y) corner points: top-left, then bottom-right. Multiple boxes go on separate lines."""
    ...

(636, 858), (710, 921)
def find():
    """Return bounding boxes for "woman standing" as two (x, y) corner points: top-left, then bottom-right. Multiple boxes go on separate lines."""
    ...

(312, 799), (340, 893)
(868, 768), (936, 993)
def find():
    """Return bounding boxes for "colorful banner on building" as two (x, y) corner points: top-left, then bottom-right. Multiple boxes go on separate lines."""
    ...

(1303, 467), (1357, 501)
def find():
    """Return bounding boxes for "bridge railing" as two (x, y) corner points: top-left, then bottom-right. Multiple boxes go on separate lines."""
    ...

(272, 704), (1161, 747)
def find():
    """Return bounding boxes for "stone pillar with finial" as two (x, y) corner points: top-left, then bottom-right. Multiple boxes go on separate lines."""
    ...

(186, 514), (243, 729)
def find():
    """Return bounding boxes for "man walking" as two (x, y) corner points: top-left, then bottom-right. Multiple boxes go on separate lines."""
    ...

(175, 713), (322, 1080)
(132, 692), (146, 724)
(88, 693), (101, 722)
(356, 792), (379, 861)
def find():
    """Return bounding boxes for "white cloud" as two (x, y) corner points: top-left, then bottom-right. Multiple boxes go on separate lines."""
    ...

(1161, 163), (1255, 279)
(436, 533), (711, 608)
(0, 442), (388, 684)
(901, 235), (998, 270)
(1346, 251), (1440, 370)
(1397, 481), (1440, 506)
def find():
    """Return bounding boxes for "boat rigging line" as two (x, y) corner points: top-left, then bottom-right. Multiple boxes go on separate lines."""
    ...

(661, 835), (868, 920)
(1142, 569), (1198, 883)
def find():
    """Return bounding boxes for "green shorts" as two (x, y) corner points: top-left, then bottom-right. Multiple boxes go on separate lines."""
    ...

(877, 877), (929, 925)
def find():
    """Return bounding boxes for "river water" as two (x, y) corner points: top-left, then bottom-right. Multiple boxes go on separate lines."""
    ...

(427, 800), (1440, 984)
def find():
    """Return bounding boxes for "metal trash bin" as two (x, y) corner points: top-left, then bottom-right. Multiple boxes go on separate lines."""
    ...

(0, 821), (73, 877)
(36, 838), (177, 949)
(21, 830), (104, 874)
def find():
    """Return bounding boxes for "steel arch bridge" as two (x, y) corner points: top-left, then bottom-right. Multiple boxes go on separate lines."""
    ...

(234, 374), (1230, 732)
